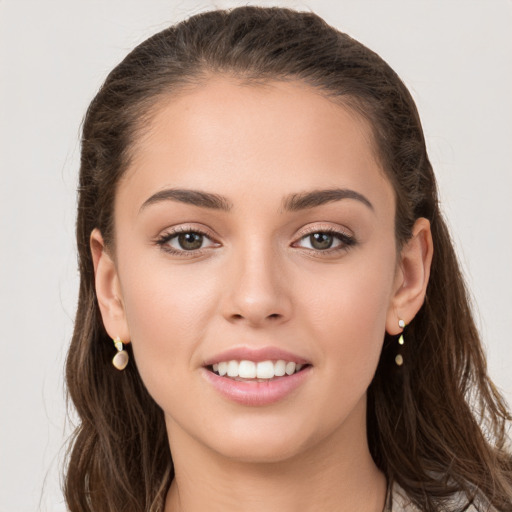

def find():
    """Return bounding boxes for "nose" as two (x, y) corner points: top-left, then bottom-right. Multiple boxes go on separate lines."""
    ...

(221, 241), (292, 327)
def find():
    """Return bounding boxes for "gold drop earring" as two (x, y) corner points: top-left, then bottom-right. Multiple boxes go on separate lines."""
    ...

(395, 319), (405, 366)
(112, 337), (129, 370)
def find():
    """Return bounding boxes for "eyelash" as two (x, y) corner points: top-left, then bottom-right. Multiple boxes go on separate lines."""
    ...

(154, 225), (356, 257)
(155, 226), (219, 258)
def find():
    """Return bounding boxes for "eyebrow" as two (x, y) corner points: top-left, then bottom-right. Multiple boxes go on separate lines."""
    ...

(139, 187), (374, 214)
(140, 188), (233, 212)
(282, 188), (373, 212)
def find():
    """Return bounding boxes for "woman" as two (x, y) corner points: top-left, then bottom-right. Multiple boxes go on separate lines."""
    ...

(64, 6), (512, 511)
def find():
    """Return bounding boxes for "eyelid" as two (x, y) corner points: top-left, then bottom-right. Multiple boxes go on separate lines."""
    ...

(164, 224), (217, 239)
(297, 223), (353, 239)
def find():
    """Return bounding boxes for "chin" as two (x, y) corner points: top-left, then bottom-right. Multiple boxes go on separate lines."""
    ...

(198, 412), (329, 465)
(213, 434), (309, 464)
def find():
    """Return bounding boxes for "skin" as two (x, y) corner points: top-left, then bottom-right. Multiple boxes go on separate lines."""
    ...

(91, 77), (433, 512)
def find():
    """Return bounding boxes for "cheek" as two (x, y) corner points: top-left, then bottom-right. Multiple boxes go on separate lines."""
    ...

(284, 249), (396, 442)
(118, 258), (219, 382)
(301, 244), (396, 379)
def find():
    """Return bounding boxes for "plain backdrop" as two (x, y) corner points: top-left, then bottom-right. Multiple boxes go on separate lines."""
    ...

(1, 1), (511, 511)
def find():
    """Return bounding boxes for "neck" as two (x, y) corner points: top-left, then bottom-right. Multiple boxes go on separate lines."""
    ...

(164, 398), (387, 512)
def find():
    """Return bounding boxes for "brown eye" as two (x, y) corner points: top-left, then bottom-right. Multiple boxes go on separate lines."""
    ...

(156, 228), (218, 255)
(177, 232), (204, 250)
(309, 233), (334, 250)
(295, 229), (356, 253)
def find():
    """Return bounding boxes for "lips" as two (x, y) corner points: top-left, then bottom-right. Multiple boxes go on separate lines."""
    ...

(202, 346), (312, 406)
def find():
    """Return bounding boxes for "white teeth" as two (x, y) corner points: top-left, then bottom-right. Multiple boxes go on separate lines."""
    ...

(256, 360), (274, 379)
(211, 359), (305, 379)
(227, 360), (239, 377)
(238, 360), (256, 379)
(274, 360), (286, 377)
(285, 362), (296, 375)
(218, 361), (228, 376)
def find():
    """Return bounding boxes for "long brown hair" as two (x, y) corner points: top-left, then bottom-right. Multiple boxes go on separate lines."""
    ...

(65, 6), (512, 511)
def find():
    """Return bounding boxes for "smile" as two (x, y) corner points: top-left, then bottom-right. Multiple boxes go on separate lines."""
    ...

(210, 360), (305, 381)
(202, 347), (312, 406)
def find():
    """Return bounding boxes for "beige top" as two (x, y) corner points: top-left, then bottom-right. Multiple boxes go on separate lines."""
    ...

(388, 483), (496, 511)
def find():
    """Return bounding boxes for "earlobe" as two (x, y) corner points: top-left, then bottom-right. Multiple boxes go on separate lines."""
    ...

(90, 228), (131, 342)
(386, 218), (433, 335)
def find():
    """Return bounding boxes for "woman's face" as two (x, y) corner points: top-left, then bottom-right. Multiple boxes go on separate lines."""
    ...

(108, 78), (400, 462)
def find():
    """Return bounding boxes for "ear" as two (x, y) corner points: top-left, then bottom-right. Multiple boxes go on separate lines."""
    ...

(386, 217), (433, 335)
(90, 228), (131, 343)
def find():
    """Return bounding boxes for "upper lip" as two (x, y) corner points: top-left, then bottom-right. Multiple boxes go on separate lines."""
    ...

(203, 346), (310, 366)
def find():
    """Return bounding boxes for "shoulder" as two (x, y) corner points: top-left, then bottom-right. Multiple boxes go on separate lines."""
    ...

(389, 482), (498, 512)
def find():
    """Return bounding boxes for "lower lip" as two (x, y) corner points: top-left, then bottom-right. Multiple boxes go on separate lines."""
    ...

(202, 366), (312, 406)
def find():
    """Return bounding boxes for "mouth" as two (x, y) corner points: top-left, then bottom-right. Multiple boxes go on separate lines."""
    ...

(202, 346), (312, 405)
(202, 351), (312, 406)
(207, 359), (310, 382)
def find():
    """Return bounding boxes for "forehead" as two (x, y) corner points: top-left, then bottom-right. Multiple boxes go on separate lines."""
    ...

(119, 77), (393, 215)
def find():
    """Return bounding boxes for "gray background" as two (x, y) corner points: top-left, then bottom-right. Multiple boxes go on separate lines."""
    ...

(1, 1), (511, 510)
